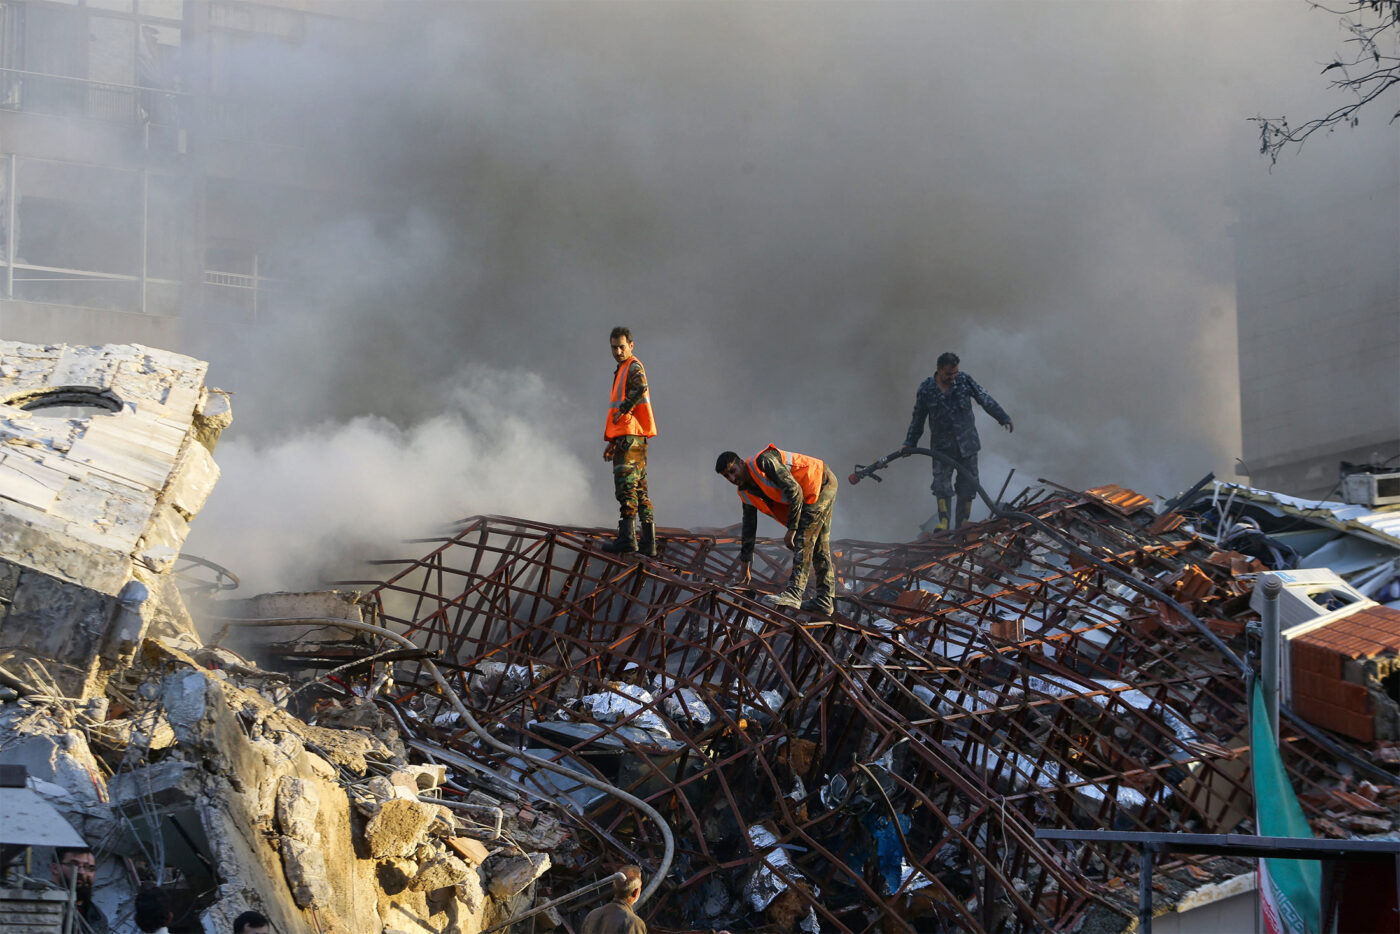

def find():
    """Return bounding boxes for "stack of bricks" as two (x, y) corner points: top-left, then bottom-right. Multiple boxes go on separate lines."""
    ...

(1290, 606), (1400, 743)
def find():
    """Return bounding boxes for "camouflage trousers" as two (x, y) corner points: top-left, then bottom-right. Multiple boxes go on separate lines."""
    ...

(611, 436), (654, 522)
(786, 468), (838, 597)
(930, 448), (978, 499)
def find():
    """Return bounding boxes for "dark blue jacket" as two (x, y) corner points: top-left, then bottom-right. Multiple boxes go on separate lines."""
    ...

(904, 372), (1010, 455)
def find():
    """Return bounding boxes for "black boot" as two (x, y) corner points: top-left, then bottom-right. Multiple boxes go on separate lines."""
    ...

(954, 497), (972, 529)
(637, 519), (657, 557)
(801, 589), (834, 617)
(601, 517), (637, 554)
(936, 497), (952, 531)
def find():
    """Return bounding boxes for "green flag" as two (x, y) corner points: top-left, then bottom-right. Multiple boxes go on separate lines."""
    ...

(1252, 679), (1322, 934)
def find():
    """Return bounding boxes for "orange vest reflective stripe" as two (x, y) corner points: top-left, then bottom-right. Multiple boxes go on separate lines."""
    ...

(605, 357), (657, 440)
(737, 444), (825, 525)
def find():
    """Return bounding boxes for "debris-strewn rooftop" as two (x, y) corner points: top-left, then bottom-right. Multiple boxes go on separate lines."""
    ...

(322, 486), (1396, 933)
(4, 345), (1398, 934)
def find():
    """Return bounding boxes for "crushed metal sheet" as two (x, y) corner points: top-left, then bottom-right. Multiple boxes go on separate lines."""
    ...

(336, 487), (1396, 933)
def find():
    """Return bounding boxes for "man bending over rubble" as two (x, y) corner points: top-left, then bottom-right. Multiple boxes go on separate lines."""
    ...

(716, 445), (839, 616)
(52, 847), (107, 933)
(582, 864), (647, 934)
(902, 350), (1013, 530)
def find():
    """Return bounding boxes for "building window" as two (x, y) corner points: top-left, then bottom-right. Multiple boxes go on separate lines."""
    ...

(2, 155), (185, 315)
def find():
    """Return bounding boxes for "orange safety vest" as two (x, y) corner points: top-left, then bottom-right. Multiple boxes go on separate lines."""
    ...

(604, 357), (657, 440)
(737, 444), (826, 525)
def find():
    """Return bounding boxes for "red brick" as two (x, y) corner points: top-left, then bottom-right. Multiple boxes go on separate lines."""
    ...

(1294, 695), (1374, 742)
(1337, 681), (1372, 716)
(1294, 670), (1331, 699)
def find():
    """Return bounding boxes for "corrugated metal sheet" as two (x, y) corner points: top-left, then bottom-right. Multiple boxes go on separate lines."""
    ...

(1212, 483), (1400, 549)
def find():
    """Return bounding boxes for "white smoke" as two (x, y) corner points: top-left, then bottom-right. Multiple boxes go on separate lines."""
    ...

(186, 368), (602, 593)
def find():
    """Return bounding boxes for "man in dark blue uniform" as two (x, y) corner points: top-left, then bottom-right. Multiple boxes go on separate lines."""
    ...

(902, 351), (1013, 530)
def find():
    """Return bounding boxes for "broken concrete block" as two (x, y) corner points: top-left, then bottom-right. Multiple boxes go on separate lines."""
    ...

(279, 836), (333, 909)
(89, 706), (175, 753)
(363, 797), (436, 859)
(424, 802), (456, 836)
(445, 836), (490, 866)
(354, 775), (399, 818)
(410, 854), (470, 892)
(376, 857), (416, 895)
(192, 388), (233, 451)
(487, 853), (550, 899)
(276, 776), (321, 842)
(455, 870), (486, 916)
(390, 763), (446, 792)
(165, 438), (219, 518)
(535, 904), (564, 930)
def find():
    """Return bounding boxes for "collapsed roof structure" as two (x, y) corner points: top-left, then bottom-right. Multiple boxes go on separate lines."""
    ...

(257, 480), (1396, 933)
(4, 341), (1399, 933)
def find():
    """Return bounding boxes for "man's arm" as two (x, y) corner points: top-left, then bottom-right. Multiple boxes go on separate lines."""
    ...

(903, 381), (930, 448)
(966, 375), (1012, 431)
(738, 502), (758, 580)
(617, 360), (647, 417)
(756, 450), (805, 536)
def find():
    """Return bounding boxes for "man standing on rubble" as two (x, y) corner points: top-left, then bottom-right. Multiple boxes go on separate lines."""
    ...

(52, 847), (108, 933)
(715, 445), (839, 616)
(582, 864), (647, 934)
(902, 351), (1013, 530)
(601, 327), (659, 556)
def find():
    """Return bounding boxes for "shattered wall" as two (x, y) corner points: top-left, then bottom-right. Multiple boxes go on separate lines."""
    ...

(0, 341), (231, 696)
(0, 341), (567, 934)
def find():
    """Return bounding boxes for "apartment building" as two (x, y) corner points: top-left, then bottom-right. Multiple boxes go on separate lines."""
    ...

(0, 0), (379, 348)
(1233, 127), (1400, 499)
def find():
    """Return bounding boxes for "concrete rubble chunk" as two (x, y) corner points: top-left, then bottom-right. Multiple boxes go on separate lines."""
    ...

(487, 853), (550, 899)
(87, 705), (176, 752)
(455, 870), (487, 916)
(0, 341), (228, 696)
(279, 836), (334, 909)
(364, 797), (437, 860)
(276, 775), (322, 842)
(411, 854), (470, 892)
(192, 388), (233, 451)
(391, 763), (447, 792)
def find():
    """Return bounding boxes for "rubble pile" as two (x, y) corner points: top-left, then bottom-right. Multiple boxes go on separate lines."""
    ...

(4, 341), (1400, 933)
(0, 342), (560, 933)
(336, 491), (1400, 933)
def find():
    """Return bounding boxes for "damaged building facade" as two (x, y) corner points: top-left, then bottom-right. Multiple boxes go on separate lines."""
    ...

(5, 341), (1400, 933)
(0, 341), (535, 933)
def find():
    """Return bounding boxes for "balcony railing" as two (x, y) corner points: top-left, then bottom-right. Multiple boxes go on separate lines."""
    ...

(0, 66), (185, 130)
(0, 67), (316, 150)
(203, 268), (280, 320)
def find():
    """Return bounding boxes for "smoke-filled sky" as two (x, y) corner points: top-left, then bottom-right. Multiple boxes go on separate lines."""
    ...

(182, 0), (1399, 592)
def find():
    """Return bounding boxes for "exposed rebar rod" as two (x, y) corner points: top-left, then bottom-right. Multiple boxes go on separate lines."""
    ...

(208, 614), (675, 904)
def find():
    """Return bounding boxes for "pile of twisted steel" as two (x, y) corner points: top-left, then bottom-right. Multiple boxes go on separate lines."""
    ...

(302, 483), (1398, 933)
(4, 344), (1394, 933)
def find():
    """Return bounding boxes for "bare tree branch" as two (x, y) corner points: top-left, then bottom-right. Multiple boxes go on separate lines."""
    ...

(1251, 0), (1400, 162)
